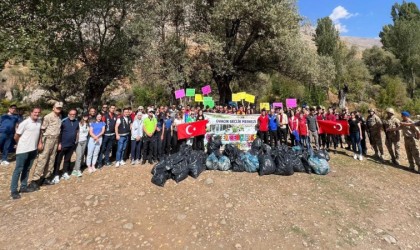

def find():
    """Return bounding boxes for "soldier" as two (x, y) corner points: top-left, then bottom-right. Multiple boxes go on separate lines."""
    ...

(366, 108), (384, 160)
(388, 111), (420, 173)
(383, 108), (400, 165)
(29, 102), (63, 189)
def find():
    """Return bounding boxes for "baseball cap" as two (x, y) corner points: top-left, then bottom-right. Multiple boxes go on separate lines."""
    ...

(54, 102), (63, 108)
(401, 111), (410, 117)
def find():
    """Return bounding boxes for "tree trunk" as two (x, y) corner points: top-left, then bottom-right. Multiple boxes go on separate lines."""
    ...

(214, 74), (232, 105)
(83, 76), (106, 110)
(410, 67), (416, 99)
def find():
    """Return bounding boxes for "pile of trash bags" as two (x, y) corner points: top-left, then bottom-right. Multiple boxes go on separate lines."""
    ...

(151, 137), (331, 187)
(205, 138), (331, 177)
(151, 144), (207, 187)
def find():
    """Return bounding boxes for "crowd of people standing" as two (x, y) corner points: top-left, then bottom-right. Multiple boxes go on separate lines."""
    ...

(255, 105), (420, 173)
(1, 101), (419, 200)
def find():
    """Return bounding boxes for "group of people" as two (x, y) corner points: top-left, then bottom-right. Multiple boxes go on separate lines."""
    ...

(3, 102), (208, 199)
(255, 105), (420, 173)
(2, 101), (420, 200)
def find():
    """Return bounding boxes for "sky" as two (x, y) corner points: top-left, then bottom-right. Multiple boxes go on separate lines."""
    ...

(297, 0), (420, 38)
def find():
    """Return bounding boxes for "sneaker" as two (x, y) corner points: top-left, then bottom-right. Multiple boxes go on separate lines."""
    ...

(105, 162), (112, 166)
(141, 160), (146, 165)
(29, 181), (40, 191)
(52, 175), (60, 184)
(1, 160), (10, 166)
(61, 172), (70, 180)
(115, 161), (121, 168)
(11, 192), (21, 200)
(91, 167), (97, 172)
(42, 179), (54, 186)
(135, 160), (140, 165)
(131, 160), (135, 165)
(353, 154), (358, 160)
(359, 155), (363, 161)
(120, 161), (126, 166)
(19, 185), (37, 193)
(71, 170), (83, 177)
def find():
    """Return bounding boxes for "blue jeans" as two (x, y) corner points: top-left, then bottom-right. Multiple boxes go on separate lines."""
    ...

(10, 150), (37, 193)
(86, 137), (102, 166)
(116, 135), (129, 162)
(0, 133), (14, 161)
(131, 140), (142, 161)
(350, 132), (362, 155)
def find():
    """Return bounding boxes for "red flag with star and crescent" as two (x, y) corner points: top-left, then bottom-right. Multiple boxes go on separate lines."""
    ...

(177, 120), (209, 140)
(318, 120), (349, 135)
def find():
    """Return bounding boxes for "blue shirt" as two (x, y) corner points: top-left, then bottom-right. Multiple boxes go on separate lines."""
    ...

(91, 121), (105, 136)
(0, 114), (19, 134)
(164, 117), (172, 130)
(60, 118), (79, 148)
(268, 114), (278, 131)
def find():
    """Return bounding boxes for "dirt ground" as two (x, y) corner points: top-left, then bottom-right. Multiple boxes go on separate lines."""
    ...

(0, 146), (419, 250)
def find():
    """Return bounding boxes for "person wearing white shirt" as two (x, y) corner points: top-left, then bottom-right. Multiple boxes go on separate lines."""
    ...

(72, 113), (90, 177)
(10, 107), (42, 199)
(277, 108), (289, 145)
(130, 112), (143, 165)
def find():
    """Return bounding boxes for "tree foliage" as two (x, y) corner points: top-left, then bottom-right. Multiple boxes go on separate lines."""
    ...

(380, 1), (420, 98)
(313, 17), (339, 57)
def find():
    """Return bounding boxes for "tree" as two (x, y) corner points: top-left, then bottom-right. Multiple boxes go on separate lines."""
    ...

(1, 0), (149, 107)
(362, 46), (400, 84)
(380, 1), (420, 98)
(313, 17), (339, 57)
(191, 0), (301, 104)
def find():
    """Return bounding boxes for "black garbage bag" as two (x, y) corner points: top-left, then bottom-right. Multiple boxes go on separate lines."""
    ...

(315, 149), (330, 162)
(241, 152), (259, 172)
(262, 144), (272, 155)
(206, 153), (219, 170)
(231, 152), (246, 172)
(258, 154), (276, 176)
(300, 151), (312, 174)
(273, 154), (294, 176)
(207, 135), (222, 156)
(189, 159), (206, 178)
(218, 156), (231, 171)
(151, 171), (171, 187)
(171, 161), (190, 183)
(224, 144), (240, 160)
(249, 138), (263, 155)
(288, 150), (306, 173)
(180, 143), (193, 154)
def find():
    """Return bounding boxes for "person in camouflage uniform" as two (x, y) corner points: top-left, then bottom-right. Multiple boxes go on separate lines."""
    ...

(366, 109), (384, 160)
(29, 102), (63, 189)
(394, 111), (420, 173)
(383, 108), (401, 165)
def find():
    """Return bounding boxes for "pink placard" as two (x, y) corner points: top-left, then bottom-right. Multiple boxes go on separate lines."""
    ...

(273, 102), (283, 108)
(286, 98), (297, 108)
(175, 89), (186, 99)
(201, 85), (212, 95)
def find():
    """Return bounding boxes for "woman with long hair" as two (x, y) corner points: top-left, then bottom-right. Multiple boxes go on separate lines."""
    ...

(349, 111), (363, 161)
(193, 110), (206, 150)
(72, 113), (90, 177)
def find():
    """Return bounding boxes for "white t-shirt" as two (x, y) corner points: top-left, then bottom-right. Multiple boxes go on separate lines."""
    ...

(173, 118), (184, 132)
(16, 117), (41, 154)
(78, 123), (89, 142)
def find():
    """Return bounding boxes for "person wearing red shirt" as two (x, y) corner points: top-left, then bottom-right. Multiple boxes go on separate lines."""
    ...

(288, 109), (299, 146)
(298, 112), (309, 149)
(326, 107), (338, 153)
(257, 109), (269, 144)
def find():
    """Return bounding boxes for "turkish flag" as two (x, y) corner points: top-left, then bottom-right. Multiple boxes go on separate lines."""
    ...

(177, 120), (208, 140)
(318, 120), (349, 135)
